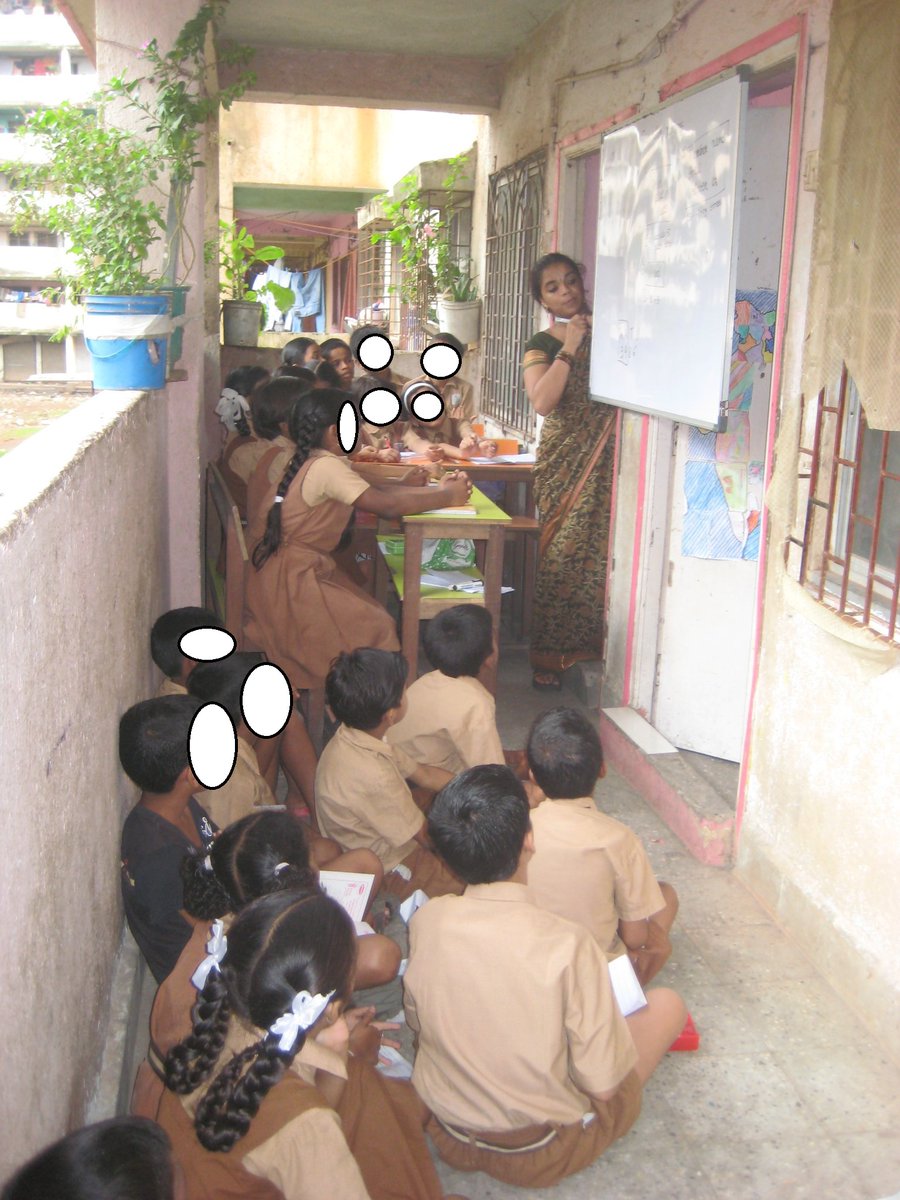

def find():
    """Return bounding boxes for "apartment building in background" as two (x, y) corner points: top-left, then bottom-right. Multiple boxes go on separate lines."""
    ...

(0, 0), (94, 379)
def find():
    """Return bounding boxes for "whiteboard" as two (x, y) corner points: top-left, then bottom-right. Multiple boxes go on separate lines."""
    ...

(590, 74), (747, 429)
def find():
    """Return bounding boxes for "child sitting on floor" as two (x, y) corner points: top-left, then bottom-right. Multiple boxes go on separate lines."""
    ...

(151, 606), (219, 698)
(2, 1117), (178, 1200)
(316, 649), (464, 900)
(157, 888), (447, 1200)
(119, 696), (217, 984)
(387, 605), (504, 774)
(526, 706), (679, 986)
(130, 810), (398, 1122)
(151, 607), (318, 816)
(403, 764), (685, 1189)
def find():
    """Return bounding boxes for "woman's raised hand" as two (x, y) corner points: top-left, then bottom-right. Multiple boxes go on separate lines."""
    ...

(562, 313), (592, 355)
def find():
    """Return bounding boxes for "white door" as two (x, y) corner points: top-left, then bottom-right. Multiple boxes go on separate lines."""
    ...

(652, 101), (791, 760)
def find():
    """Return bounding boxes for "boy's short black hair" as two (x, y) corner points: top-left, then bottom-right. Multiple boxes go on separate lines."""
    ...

(428, 765), (530, 885)
(325, 648), (408, 732)
(349, 323), (389, 359)
(187, 651), (265, 726)
(429, 330), (466, 360)
(150, 607), (219, 680)
(273, 364), (316, 385)
(320, 337), (350, 359)
(118, 695), (202, 795)
(314, 359), (341, 387)
(423, 605), (493, 678)
(1, 1116), (174, 1200)
(526, 706), (604, 799)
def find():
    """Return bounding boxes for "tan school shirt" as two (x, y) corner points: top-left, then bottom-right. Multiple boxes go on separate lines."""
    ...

(386, 670), (504, 774)
(360, 368), (407, 450)
(316, 724), (423, 872)
(528, 798), (666, 958)
(300, 450), (370, 507)
(178, 1019), (371, 1200)
(194, 736), (275, 830)
(404, 881), (637, 1131)
(405, 375), (477, 445)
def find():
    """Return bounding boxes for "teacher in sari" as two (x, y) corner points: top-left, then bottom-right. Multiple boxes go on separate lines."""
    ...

(522, 253), (617, 691)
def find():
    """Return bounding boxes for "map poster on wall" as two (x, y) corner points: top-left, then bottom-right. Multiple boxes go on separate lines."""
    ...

(591, 74), (746, 428)
(680, 288), (776, 560)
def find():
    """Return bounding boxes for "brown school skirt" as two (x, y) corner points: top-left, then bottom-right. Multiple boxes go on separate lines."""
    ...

(426, 1069), (642, 1188)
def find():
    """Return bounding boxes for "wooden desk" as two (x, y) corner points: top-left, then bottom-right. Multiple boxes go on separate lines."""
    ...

(379, 487), (510, 693)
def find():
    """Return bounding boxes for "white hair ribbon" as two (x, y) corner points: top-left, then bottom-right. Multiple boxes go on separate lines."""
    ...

(191, 920), (228, 991)
(268, 989), (335, 1053)
(273, 861), (290, 875)
(215, 387), (251, 432)
(202, 855), (214, 872)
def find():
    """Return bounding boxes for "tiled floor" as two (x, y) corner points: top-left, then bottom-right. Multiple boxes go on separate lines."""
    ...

(427, 651), (900, 1199)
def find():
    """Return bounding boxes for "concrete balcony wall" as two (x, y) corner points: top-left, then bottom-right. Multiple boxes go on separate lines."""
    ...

(0, 243), (65, 279)
(0, 389), (170, 1175)
(0, 71), (95, 107)
(0, 9), (81, 52)
(0, 297), (65, 332)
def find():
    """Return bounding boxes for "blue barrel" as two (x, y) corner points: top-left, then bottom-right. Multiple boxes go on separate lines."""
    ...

(84, 294), (171, 390)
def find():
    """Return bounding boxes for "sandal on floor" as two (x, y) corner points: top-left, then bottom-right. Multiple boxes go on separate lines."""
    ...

(531, 669), (562, 692)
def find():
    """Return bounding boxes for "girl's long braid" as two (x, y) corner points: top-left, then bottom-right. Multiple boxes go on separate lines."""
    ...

(192, 893), (325, 1152)
(163, 972), (231, 1095)
(250, 392), (346, 569)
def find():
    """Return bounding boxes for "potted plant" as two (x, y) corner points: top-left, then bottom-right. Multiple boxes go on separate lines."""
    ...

(105, 2), (256, 366)
(3, 4), (258, 385)
(210, 220), (296, 347)
(371, 150), (480, 343)
(5, 97), (172, 389)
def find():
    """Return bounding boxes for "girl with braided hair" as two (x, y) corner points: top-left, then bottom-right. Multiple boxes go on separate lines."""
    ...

(244, 388), (472, 691)
(130, 811), (403, 1123)
(156, 889), (446, 1200)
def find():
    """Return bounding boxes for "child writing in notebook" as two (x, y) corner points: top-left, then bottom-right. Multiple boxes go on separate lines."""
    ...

(316, 648), (464, 900)
(157, 889), (447, 1200)
(526, 706), (679, 985)
(130, 810), (401, 1122)
(244, 388), (472, 690)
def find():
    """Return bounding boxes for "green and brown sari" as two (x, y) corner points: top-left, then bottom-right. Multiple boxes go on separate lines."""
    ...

(523, 330), (617, 673)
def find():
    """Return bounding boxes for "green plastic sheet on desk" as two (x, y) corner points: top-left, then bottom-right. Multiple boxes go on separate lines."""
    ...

(404, 486), (512, 522)
(376, 537), (485, 602)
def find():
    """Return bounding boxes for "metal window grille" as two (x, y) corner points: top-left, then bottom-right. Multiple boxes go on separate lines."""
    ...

(786, 364), (900, 642)
(481, 149), (547, 438)
(357, 221), (391, 327)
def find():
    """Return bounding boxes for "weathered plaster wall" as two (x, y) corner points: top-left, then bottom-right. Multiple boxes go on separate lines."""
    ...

(221, 102), (482, 201)
(484, 0), (900, 1055)
(0, 391), (169, 1175)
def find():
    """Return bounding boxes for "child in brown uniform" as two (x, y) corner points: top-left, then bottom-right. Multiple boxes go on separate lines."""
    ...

(387, 605), (504, 774)
(404, 765), (686, 1188)
(245, 389), (472, 690)
(316, 649), (464, 900)
(526, 706), (679, 985)
(157, 889), (446, 1200)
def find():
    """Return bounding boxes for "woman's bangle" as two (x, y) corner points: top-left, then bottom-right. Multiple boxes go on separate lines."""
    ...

(556, 351), (575, 368)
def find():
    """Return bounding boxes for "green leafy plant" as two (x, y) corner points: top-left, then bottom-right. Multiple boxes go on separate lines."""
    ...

(371, 150), (477, 310)
(106, 1), (256, 284)
(209, 220), (295, 315)
(5, 99), (165, 304)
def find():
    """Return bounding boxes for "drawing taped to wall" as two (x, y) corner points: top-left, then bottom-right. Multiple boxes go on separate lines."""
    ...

(681, 288), (776, 560)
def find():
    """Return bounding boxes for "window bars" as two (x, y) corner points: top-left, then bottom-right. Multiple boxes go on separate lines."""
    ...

(787, 364), (900, 642)
(481, 149), (547, 439)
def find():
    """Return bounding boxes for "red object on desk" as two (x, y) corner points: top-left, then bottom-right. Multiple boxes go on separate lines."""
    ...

(669, 1013), (700, 1052)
